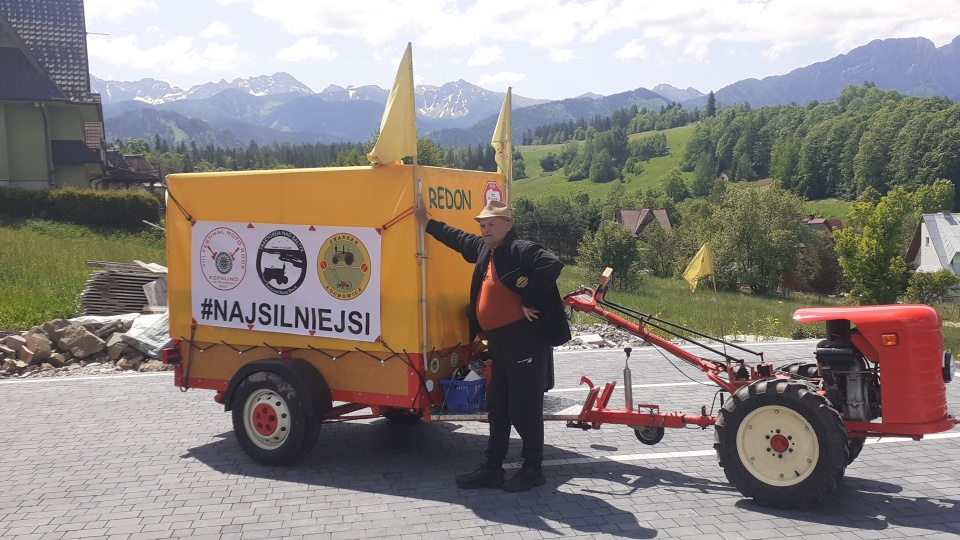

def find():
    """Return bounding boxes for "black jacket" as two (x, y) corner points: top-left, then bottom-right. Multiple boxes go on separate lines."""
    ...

(425, 219), (572, 346)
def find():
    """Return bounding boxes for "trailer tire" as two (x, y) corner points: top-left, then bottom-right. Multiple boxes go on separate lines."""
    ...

(634, 426), (665, 445)
(382, 409), (423, 424)
(714, 379), (847, 509)
(232, 372), (319, 466)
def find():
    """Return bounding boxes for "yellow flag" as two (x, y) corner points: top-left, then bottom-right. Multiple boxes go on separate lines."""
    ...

(683, 243), (714, 291)
(491, 87), (512, 176)
(367, 43), (417, 166)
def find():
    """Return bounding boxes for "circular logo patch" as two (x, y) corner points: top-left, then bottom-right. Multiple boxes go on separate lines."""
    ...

(256, 229), (307, 295)
(317, 233), (372, 300)
(200, 227), (246, 290)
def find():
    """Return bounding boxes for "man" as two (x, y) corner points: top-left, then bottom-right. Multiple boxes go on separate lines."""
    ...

(414, 194), (571, 492)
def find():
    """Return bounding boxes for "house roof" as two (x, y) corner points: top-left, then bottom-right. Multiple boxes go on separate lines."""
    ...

(104, 151), (160, 183)
(0, 0), (96, 102)
(0, 44), (64, 100)
(907, 212), (960, 272)
(51, 139), (100, 164)
(615, 208), (672, 237)
(802, 216), (843, 237)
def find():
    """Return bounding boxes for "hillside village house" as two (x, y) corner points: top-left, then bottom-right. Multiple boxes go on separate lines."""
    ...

(907, 212), (960, 276)
(0, 0), (105, 190)
(615, 208), (672, 237)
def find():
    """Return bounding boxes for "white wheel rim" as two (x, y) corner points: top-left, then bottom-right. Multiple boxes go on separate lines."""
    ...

(243, 388), (292, 450)
(736, 405), (820, 486)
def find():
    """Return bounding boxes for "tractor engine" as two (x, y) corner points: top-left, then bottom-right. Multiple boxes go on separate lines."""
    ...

(814, 320), (881, 422)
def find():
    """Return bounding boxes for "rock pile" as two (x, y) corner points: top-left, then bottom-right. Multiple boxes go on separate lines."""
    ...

(0, 317), (169, 379)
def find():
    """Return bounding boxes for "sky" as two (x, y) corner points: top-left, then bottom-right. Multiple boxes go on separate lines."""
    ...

(83, 0), (960, 101)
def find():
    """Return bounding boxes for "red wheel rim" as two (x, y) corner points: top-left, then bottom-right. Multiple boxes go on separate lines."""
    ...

(252, 403), (278, 436)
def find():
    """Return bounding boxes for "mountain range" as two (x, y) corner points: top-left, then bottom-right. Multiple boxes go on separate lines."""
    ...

(93, 35), (960, 149)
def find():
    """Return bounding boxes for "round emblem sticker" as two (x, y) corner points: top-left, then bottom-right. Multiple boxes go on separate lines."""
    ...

(200, 227), (246, 290)
(317, 233), (372, 300)
(256, 229), (307, 295)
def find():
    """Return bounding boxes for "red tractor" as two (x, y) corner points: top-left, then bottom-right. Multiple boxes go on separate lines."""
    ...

(562, 270), (956, 509)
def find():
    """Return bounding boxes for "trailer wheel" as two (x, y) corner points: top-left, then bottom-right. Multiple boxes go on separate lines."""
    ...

(634, 426), (665, 445)
(232, 372), (319, 466)
(846, 436), (866, 465)
(714, 379), (847, 509)
(382, 409), (423, 424)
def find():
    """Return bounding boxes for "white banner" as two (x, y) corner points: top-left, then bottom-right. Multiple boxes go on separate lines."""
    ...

(191, 221), (381, 341)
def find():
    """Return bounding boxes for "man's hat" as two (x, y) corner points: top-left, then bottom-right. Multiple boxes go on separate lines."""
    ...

(474, 199), (514, 222)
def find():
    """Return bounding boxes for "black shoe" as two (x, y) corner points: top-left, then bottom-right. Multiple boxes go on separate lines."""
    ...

(503, 463), (546, 492)
(456, 463), (505, 489)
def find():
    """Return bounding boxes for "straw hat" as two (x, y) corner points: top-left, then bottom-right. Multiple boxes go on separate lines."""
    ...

(474, 199), (514, 222)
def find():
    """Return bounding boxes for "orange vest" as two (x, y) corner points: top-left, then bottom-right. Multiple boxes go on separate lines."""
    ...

(476, 257), (523, 331)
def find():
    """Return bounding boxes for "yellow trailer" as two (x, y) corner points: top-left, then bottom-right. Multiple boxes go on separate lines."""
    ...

(163, 163), (505, 464)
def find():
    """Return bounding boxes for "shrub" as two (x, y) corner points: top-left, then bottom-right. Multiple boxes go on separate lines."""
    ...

(0, 186), (48, 219)
(51, 188), (161, 229)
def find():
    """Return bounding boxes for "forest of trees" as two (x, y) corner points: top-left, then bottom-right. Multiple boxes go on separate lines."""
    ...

(120, 134), (526, 179)
(681, 84), (960, 205)
(521, 102), (698, 146)
(116, 82), (960, 305)
(537, 131), (668, 183)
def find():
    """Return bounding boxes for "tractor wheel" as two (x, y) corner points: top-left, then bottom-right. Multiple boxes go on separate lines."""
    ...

(714, 379), (848, 509)
(232, 372), (320, 466)
(382, 409), (423, 424)
(779, 362), (820, 378)
(846, 436), (866, 465)
(634, 426), (665, 445)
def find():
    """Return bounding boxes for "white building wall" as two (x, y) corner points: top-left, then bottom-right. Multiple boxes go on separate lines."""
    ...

(917, 222), (945, 271)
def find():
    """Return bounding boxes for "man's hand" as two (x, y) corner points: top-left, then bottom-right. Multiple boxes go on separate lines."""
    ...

(414, 191), (428, 226)
(521, 306), (540, 321)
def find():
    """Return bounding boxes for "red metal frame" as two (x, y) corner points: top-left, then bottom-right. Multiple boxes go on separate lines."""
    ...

(562, 285), (957, 439)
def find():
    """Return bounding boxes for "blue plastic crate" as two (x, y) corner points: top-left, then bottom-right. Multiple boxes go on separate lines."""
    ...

(440, 378), (487, 413)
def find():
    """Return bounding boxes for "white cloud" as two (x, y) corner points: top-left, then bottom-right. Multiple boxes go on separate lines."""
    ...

(218, 0), (960, 65)
(274, 37), (338, 62)
(87, 35), (242, 75)
(592, 0), (960, 62)
(84, 0), (158, 23)
(548, 48), (580, 63)
(478, 71), (526, 86)
(614, 39), (649, 61)
(200, 21), (233, 39)
(467, 46), (503, 66)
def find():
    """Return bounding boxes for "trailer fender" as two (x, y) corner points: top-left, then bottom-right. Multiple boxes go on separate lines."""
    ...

(223, 359), (332, 417)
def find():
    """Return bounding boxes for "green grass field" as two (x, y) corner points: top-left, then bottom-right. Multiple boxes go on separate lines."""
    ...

(515, 125), (851, 222)
(803, 198), (851, 221)
(3, 216), (957, 354)
(558, 265), (835, 341)
(514, 125), (696, 200)
(0, 219), (166, 330)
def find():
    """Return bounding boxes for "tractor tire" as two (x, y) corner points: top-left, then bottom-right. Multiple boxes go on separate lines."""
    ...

(714, 379), (848, 509)
(779, 362), (820, 379)
(846, 436), (866, 465)
(382, 409), (424, 424)
(232, 372), (320, 466)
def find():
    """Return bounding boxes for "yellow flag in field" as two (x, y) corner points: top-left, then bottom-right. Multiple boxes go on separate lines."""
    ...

(368, 42), (417, 166)
(491, 87), (512, 176)
(683, 243), (714, 291)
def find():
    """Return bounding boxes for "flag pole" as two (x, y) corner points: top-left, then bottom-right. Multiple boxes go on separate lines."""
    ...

(506, 88), (512, 205)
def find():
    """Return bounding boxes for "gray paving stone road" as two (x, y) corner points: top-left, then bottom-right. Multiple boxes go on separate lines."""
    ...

(2, 340), (959, 539)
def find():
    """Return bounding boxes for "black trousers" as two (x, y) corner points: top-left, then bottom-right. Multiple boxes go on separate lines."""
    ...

(482, 318), (550, 467)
